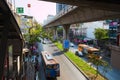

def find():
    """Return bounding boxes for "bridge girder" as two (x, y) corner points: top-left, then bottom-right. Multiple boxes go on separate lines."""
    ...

(44, 7), (120, 27)
(41, 0), (120, 12)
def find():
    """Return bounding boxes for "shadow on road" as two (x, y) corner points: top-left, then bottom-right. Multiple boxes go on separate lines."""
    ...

(52, 51), (64, 56)
(48, 42), (53, 44)
(47, 77), (57, 80)
(49, 44), (56, 47)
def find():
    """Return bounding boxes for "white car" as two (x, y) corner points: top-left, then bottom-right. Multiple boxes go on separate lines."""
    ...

(70, 43), (74, 47)
(75, 50), (84, 57)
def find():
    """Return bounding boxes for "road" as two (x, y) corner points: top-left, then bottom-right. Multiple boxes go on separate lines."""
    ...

(39, 40), (88, 80)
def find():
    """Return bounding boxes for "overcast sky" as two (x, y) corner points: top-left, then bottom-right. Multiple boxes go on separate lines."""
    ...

(15, 0), (56, 24)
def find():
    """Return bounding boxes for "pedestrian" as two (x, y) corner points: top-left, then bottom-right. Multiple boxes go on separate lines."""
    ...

(34, 62), (39, 74)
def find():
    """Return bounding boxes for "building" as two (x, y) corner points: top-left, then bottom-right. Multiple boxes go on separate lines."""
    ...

(43, 15), (55, 25)
(107, 19), (120, 69)
(1, 1), (25, 80)
(56, 4), (69, 14)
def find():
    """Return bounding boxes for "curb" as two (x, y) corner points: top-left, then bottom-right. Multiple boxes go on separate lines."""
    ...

(53, 42), (90, 80)
(64, 54), (90, 80)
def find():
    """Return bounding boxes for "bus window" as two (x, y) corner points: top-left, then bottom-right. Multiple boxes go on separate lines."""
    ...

(53, 65), (57, 69)
(53, 64), (59, 69)
(47, 65), (52, 69)
(78, 46), (82, 51)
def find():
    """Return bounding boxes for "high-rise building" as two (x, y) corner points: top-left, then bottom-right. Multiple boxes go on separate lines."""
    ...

(56, 3), (69, 14)
(56, 4), (62, 14)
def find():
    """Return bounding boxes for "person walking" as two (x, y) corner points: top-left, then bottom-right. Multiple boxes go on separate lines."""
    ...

(34, 57), (39, 80)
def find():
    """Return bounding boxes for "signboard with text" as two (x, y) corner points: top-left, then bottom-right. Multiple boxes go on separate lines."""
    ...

(16, 7), (24, 13)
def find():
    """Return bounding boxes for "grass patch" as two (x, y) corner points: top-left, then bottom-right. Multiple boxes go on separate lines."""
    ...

(54, 42), (63, 51)
(65, 51), (106, 80)
(54, 41), (107, 80)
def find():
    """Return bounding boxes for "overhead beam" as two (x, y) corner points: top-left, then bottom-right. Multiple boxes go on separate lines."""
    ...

(44, 7), (120, 27)
(41, 0), (120, 12)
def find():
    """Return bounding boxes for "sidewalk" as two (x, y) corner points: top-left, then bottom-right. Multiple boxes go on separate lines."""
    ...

(26, 61), (35, 80)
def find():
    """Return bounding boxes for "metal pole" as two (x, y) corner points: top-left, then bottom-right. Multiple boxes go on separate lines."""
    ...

(13, 0), (16, 12)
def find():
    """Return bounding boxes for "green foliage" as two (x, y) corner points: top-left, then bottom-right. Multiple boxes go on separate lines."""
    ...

(87, 53), (110, 79)
(54, 42), (63, 51)
(40, 28), (54, 40)
(29, 22), (42, 44)
(94, 28), (108, 40)
(57, 27), (63, 32)
(23, 33), (29, 41)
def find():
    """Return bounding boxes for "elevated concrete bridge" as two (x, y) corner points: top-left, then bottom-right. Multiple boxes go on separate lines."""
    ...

(44, 6), (120, 27)
(42, 0), (120, 42)
(42, 0), (120, 27)
(42, 0), (120, 12)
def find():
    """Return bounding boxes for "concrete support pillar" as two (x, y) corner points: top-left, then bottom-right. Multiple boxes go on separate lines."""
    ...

(63, 24), (70, 40)
(62, 24), (70, 51)
(53, 27), (58, 40)
(0, 28), (8, 79)
(19, 40), (23, 80)
(13, 39), (23, 79)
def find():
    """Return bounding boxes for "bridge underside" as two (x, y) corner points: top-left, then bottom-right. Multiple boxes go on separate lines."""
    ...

(42, 0), (120, 27)
(42, 0), (120, 12)
(45, 7), (120, 27)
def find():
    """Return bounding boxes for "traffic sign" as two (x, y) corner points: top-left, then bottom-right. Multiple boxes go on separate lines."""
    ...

(16, 7), (24, 13)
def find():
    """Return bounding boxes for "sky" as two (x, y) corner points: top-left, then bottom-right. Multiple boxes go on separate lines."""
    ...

(15, 0), (56, 24)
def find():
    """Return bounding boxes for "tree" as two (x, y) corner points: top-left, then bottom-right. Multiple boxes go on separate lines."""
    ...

(94, 28), (108, 40)
(94, 28), (109, 47)
(29, 22), (42, 44)
(87, 53), (110, 80)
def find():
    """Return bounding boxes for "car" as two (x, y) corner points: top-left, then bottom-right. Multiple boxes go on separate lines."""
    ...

(75, 50), (84, 57)
(70, 43), (74, 47)
(43, 40), (47, 44)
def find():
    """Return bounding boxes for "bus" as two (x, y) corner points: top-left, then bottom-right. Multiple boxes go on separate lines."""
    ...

(41, 51), (60, 78)
(76, 44), (100, 56)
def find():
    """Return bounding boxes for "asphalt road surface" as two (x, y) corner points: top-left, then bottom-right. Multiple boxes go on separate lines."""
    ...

(41, 40), (88, 80)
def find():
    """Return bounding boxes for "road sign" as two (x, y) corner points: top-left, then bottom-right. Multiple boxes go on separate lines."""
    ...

(27, 4), (31, 8)
(16, 7), (24, 13)
(63, 40), (69, 49)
